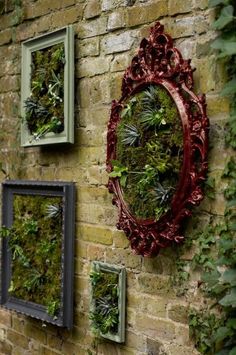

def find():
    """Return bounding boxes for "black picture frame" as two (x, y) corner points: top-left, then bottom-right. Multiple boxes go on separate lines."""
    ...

(0, 180), (75, 328)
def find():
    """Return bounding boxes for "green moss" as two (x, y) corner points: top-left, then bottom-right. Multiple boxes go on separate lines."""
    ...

(8, 194), (62, 317)
(115, 84), (183, 220)
(90, 270), (119, 335)
(24, 43), (65, 140)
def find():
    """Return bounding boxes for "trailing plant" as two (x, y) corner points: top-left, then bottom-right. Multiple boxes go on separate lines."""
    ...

(0, 195), (63, 318)
(90, 269), (119, 336)
(189, 1), (236, 353)
(24, 43), (65, 140)
(111, 84), (183, 220)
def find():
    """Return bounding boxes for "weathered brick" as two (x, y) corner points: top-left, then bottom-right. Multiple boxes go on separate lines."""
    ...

(101, 31), (135, 54)
(143, 296), (167, 318)
(175, 324), (192, 346)
(194, 14), (210, 34)
(86, 243), (106, 261)
(12, 316), (25, 333)
(84, 0), (101, 19)
(76, 126), (105, 146)
(168, 304), (189, 324)
(146, 338), (165, 355)
(78, 76), (110, 108)
(24, 324), (46, 344)
(127, 1), (168, 27)
(107, 9), (126, 31)
(142, 255), (163, 274)
(106, 248), (142, 269)
(0, 12), (12, 30)
(77, 56), (110, 78)
(77, 17), (107, 39)
(78, 106), (110, 127)
(0, 28), (12, 45)
(169, 0), (193, 15)
(25, 0), (61, 19)
(112, 229), (129, 248)
(206, 94), (230, 116)
(0, 75), (19, 92)
(176, 38), (196, 59)
(196, 0), (208, 9)
(169, 16), (195, 38)
(196, 34), (216, 58)
(138, 273), (172, 296)
(76, 37), (100, 58)
(135, 314), (176, 340)
(77, 203), (117, 226)
(0, 327), (5, 342)
(193, 56), (217, 93)
(75, 239), (88, 259)
(109, 72), (123, 100)
(0, 309), (11, 327)
(0, 340), (12, 355)
(41, 346), (61, 355)
(7, 329), (29, 349)
(50, 5), (83, 27)
(77, 223), (113, 245)
(166, 344), (200, 355)
(102, 0), (125, 11)
(110, 53), (130, 72)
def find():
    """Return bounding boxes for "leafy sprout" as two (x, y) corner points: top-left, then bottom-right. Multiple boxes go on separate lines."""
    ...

(24, 97), (49, 120)
(140, 85), (160, 109)
(109, 160), (128, 187)
(121, 124), (140, 146)
(45, 203), (62, 219)
(149, 183), (174, 205)
(139, 107), (166, 128)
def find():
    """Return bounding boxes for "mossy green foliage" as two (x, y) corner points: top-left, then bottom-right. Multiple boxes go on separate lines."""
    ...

(90, 269), (119, 335)
(188, 3), (236, 353)
(113, 84), (183, 220)
(24, 43), (65, 140)
(9, 194), (62, 317)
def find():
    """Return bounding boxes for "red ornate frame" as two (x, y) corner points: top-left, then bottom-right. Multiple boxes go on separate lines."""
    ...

(106, 22), (209, 257)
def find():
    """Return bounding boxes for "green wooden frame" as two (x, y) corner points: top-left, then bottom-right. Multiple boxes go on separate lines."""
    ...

(90, 261), (126, 343)
(21, 26), (74, 147)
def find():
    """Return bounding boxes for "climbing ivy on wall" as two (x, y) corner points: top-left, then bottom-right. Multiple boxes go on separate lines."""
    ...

(189, 0), (236, 354)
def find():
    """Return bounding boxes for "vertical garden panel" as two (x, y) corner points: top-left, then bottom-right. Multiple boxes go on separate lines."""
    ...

(21, 26), (74, 147)
(0, 180), (75, 328)
(90, 261), (126, 343)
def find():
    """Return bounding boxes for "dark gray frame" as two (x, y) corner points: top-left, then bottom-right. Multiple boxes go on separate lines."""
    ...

(0, 180), (75, 328)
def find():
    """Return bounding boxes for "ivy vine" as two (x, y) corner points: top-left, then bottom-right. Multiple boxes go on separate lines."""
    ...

(189, 0), (236, 354)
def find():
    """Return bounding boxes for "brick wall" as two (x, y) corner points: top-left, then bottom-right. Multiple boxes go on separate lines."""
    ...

(0, 0), (228, 354)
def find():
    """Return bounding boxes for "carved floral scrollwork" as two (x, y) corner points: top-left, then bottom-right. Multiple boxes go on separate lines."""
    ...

(106, 22), (209, 257)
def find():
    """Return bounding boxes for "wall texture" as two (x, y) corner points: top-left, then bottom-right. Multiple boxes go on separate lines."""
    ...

(0, 0), (229, 354)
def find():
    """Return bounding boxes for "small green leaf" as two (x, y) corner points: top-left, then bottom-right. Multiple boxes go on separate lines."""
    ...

(120, 174), (127, 187)
(221, 79), (236, 96)
(229, 347), (236, 355)
(208, 0), (229, 7)
(219, 287), (236, 307)
(212, 5), (234, 30)
(222, 269), (236, 286)
(226, 318), (236, 329)
(213, 326), (232, 342)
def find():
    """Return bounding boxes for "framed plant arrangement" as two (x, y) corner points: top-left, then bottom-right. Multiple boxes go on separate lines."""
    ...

(107, 22), (209, 257)
(0, 180), (75, 328)
(89, 262), (126, 343)
(21, 26), (74, 147)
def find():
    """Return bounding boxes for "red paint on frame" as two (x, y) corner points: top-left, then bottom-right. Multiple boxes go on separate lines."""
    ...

(106, 22), (209, 257)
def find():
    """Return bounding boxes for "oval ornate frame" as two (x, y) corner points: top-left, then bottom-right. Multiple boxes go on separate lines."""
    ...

(106, 22), (209, 257)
